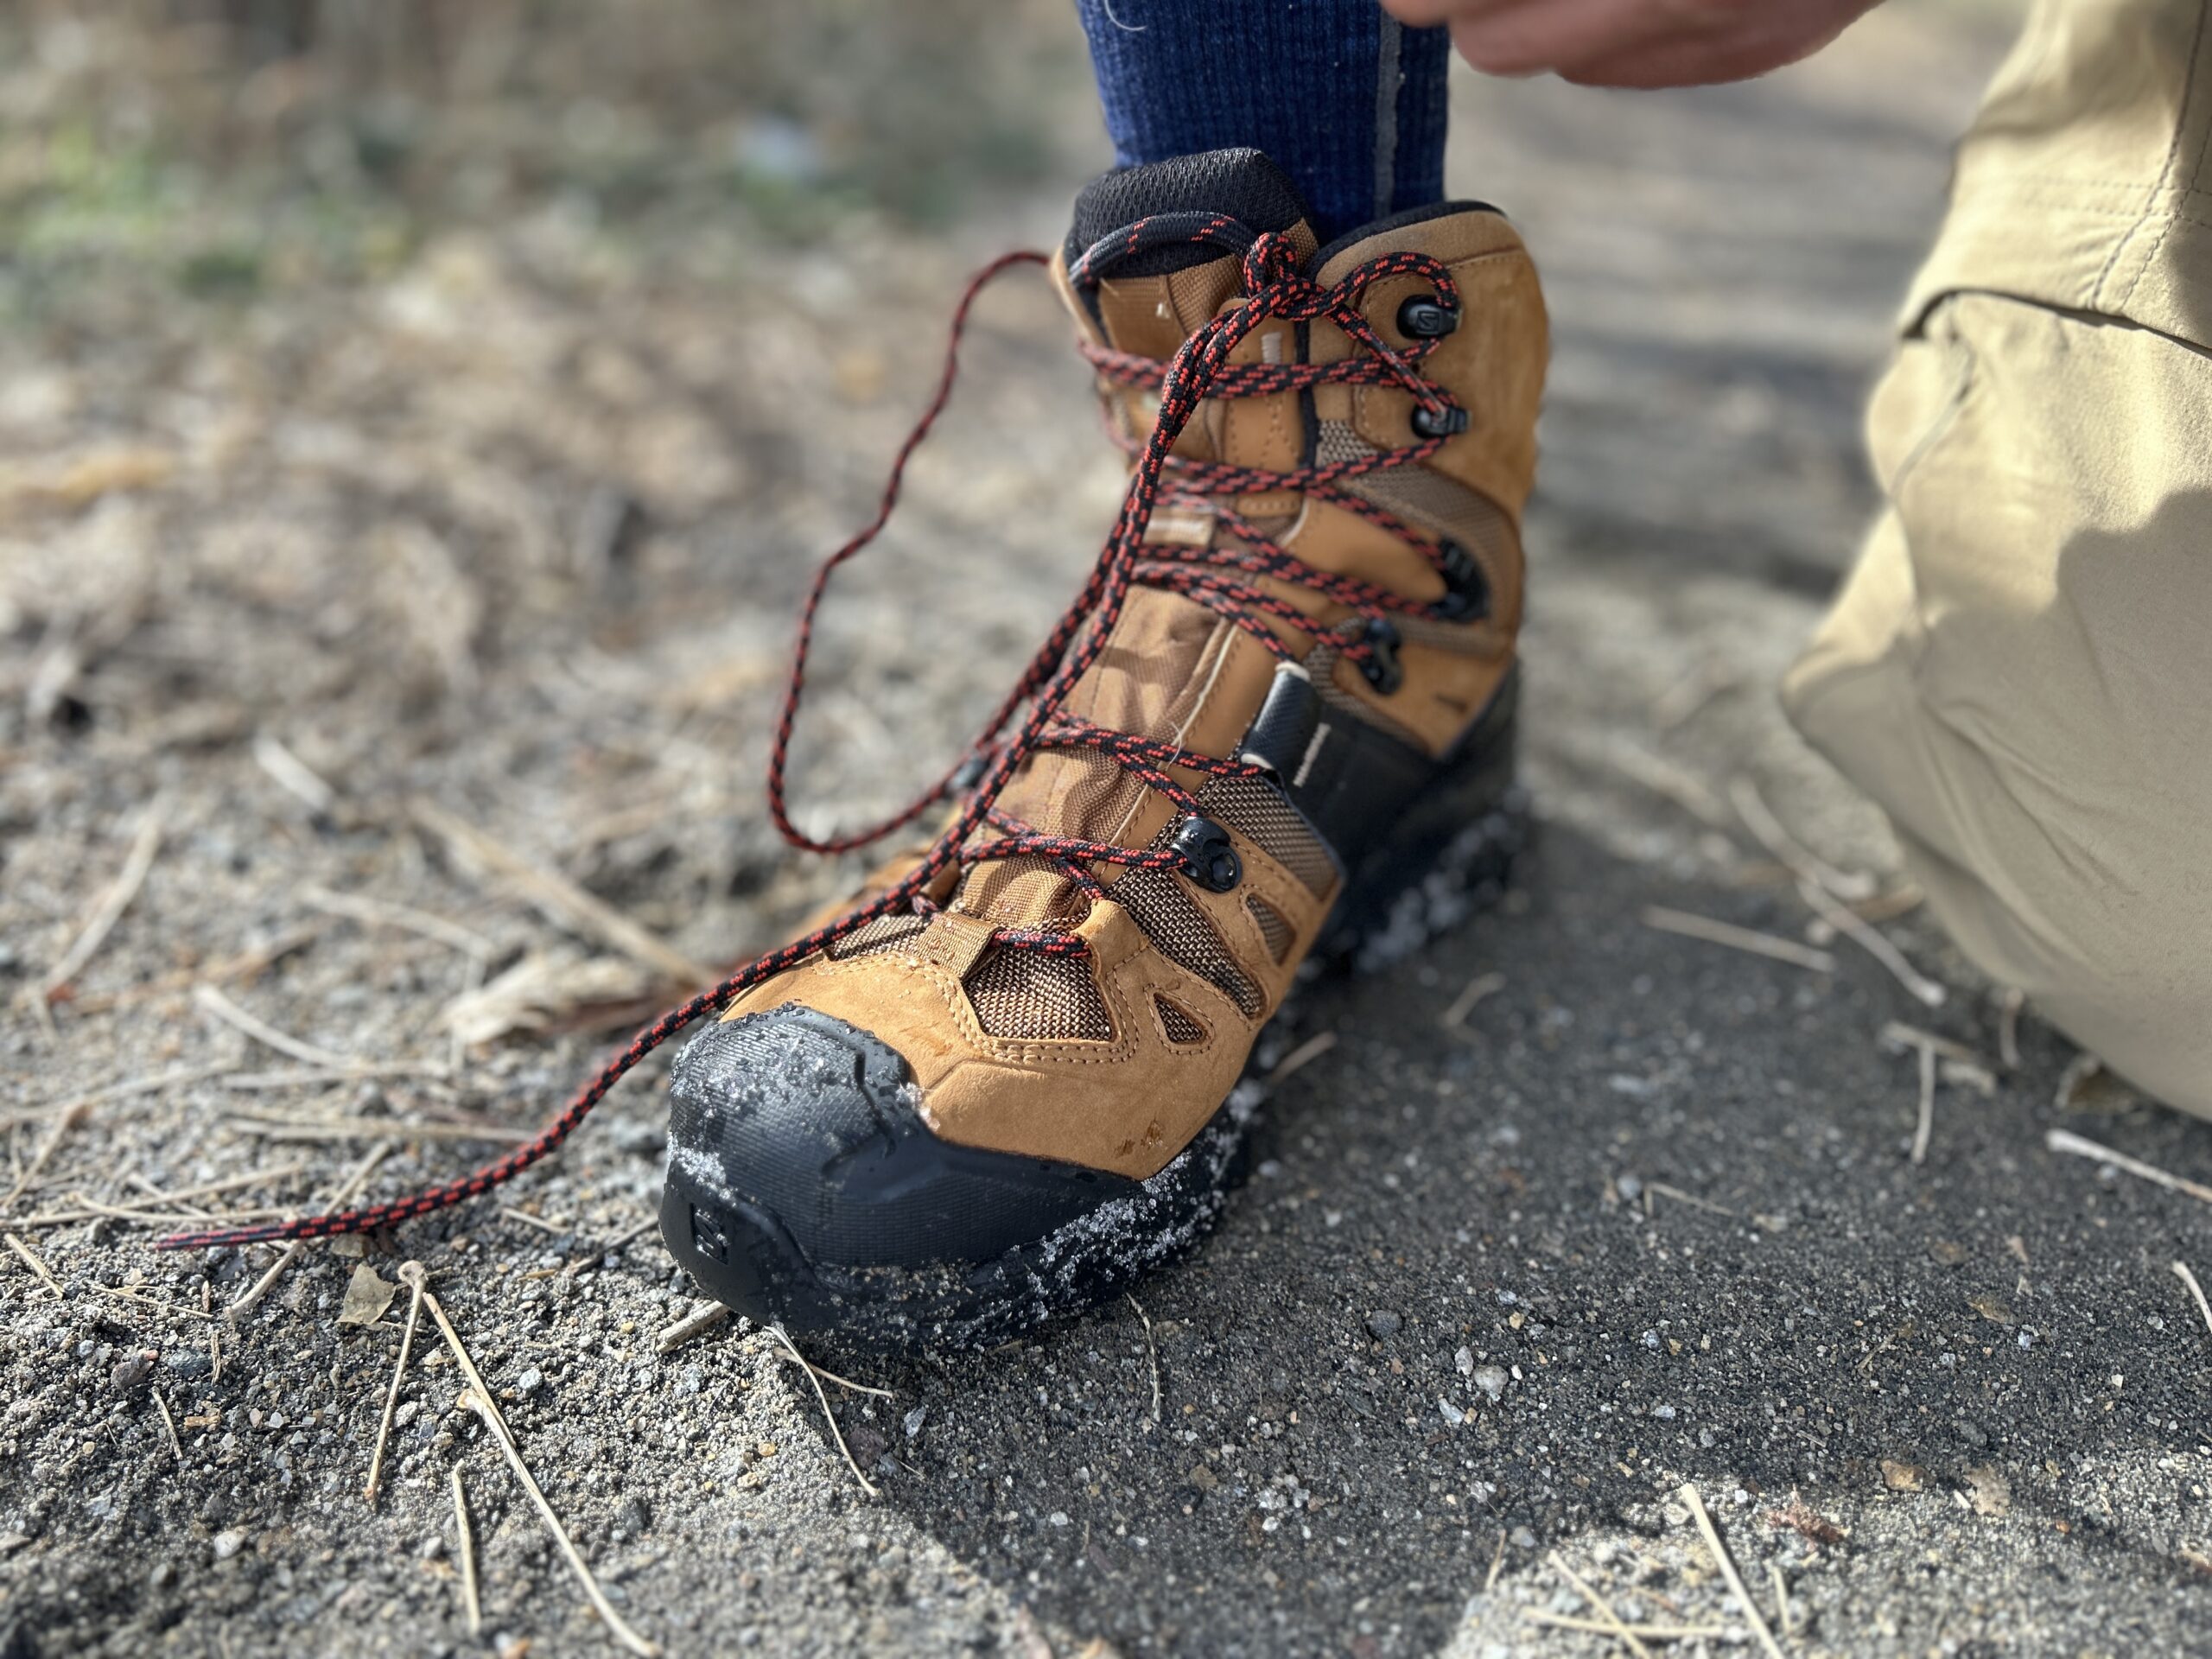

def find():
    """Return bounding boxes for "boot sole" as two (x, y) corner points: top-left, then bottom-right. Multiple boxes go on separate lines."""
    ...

(665, 667), (1526, 1355)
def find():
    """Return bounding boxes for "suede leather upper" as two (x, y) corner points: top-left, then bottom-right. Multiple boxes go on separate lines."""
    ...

(720, 198), (1548, 1179)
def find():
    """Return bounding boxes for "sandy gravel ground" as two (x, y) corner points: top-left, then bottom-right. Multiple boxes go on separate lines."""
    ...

(10, 7), (2212, 1656)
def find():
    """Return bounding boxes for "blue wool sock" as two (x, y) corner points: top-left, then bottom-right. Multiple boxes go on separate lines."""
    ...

(1071, 0), (1452, 245)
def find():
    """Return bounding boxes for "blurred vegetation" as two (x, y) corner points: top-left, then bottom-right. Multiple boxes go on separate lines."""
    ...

(0, 0), (1091, 318)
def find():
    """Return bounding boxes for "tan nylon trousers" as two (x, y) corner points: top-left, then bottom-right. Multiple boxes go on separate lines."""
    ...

(1784, 0), (2212, 1115)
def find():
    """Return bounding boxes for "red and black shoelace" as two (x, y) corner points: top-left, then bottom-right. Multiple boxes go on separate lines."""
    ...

(160, 219), (1469, 1251)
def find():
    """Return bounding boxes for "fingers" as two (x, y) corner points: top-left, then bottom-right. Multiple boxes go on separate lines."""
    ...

(1375, 0), (1465, 24)
(1445, 0), (1738, 79)
(1553, 11), (1860, 87)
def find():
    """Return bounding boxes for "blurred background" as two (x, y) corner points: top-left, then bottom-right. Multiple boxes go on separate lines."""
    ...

(23, 8), (2153, 1659)
(0, 0), (2016, 915)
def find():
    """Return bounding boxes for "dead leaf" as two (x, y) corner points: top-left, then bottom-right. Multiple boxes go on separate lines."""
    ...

(1880, 1458), (1925, 1493)
(1965, 1465), (2012, 1518)
(337, 1263), (398, 1327)
(0, 445), (175, 518)
(444, 949), (656, 1046)
(1766, 1499), (1847, 1547)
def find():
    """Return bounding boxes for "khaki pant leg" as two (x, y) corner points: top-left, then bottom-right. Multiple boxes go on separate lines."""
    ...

(1783, 293), (2212, 1116)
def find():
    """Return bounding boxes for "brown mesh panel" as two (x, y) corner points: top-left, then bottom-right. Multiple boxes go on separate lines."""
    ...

(1197, 772), (1337, 896)
(826, 913), (932, 961)
(1316, 417), (1379, 468)
(964, 944), (1115, 1042)
(1154, 997), (1208, 1046)
(1318, 418), (1516, 574)
(1245, 894), (1295, 963)
(1108, 865), (1262, 1017)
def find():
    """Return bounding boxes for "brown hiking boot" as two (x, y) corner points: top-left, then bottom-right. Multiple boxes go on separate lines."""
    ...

(662, 148), (1547, 1349)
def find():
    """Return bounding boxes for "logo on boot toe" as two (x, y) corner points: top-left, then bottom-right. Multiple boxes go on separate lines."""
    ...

(689, 1202), (730, 1263)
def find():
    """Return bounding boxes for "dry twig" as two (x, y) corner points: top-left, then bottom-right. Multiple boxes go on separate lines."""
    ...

(1, 1065), (233, 1128)
(2, 1102), (88, 1208)
(194, 984), (354, 1071)
(452, 1465), (483, 1637)
(1645, 1181), (1735, 1218)
(423, 1292), (514, 1447)
(1603, 744), (1733, 830)
(460, 1389), (658, 1656)
(1637, 907), (1835, 974)
(1795, 879), (1946, 1007)
(2174, 1262), (2212, 1347)
(2047, 1129), (2212, 1207)
(1998, 987), (2024, 1070)
(87, 1285), (217, 1322)
(1440, 971), (1505, 1030)
(1522, 1611), (1732, 1641)
(5, 1232), (63, 1296)
(410, 798), (713, 987)
(655, 1300), (730, 1353)
(252, 732), (339, 816)
(227, 1114), (513, 1145)
(67, 924), (328, 1017)
(1729, 777), (1875, 901)
(1264, 1030), (1337, 1086)
(1911, 1042), (1936, 1166)
(154, 1389), (185, 1463)
(766, 1322), (878, 1499)
(1678, 1483), (1787, 1659)
(301, 884), (493, 958)
(771, 1349), (896, 1400)
(1127, 1292), (1162, 1425)
(1878, 1022), (1983, 1066)
(129, 1163), (308, 1205)
(1547, 1550), (1654, 1659)
(37, 801), (165, 1003)
(365, 1262), (429, 1506)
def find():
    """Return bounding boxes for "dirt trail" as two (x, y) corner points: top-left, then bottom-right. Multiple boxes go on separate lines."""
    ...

(10, 9), (2212, 1656)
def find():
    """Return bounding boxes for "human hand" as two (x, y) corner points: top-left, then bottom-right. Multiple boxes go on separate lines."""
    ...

(1377, 0), (1885, 89)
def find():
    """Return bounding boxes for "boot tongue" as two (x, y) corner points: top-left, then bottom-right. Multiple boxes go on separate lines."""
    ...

(1065, 147), (1309, 281)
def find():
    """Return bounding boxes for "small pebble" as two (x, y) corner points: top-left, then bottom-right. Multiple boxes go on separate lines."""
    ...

(1364, 1312), (1402, 1340)
(110, 1353), (156, 1393)
(212, 1529), (246, 1561)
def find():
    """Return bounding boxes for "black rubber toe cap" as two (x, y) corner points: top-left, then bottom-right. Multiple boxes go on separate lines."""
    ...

(660, 1007), (1138, 1322)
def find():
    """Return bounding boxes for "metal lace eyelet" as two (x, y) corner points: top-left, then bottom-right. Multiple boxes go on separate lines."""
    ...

(1168, 816), (1243, 893)
(1357, 618), (1404, 695)
(1395, 296), (1459, 340)
(1431, 539), (1489, 622)
(1410, 403), (1470, 441)
(945, 753), (990, 797)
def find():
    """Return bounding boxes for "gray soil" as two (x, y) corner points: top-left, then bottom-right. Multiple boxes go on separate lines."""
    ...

(9, 7), (2212, 1657)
